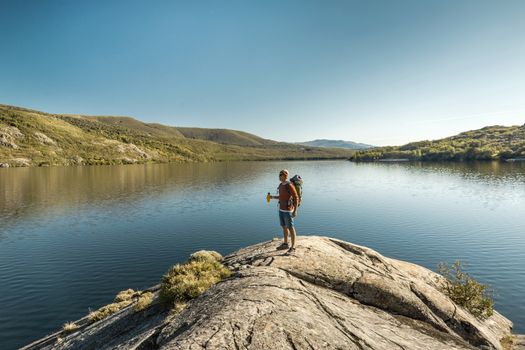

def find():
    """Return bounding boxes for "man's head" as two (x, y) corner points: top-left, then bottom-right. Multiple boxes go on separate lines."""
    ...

(279, 169), (289, 181)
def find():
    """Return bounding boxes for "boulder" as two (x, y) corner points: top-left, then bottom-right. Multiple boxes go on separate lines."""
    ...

(22, 236), (519, 350)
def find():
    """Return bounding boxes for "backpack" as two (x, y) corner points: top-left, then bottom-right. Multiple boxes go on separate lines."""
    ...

(289, 175), (303, 206)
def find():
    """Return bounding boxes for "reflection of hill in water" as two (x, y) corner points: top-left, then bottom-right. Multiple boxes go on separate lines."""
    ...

(0, 162), (267, 229)
(356, 161), (525, 181)
(2, 160), (524, 233)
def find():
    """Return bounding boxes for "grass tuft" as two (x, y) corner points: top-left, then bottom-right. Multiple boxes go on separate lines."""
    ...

(88, 300), (132, 322)
(114, 288), (137, 302)
(500, 335), (514, 350)
(160, 251), (231, 307)
(62, 322), (79, 334)
(134, 292), (154, 312)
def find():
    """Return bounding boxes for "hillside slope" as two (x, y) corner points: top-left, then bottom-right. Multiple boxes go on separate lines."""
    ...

(299, 139), (374, 149)
(0, 104), (353, 167)
(351, 125), (525, 161)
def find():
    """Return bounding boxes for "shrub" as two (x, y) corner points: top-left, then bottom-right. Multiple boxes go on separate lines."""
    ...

(62, 322), (79, 334)
(114, 288), (137, 302)
(88, 288), (139, 322)
(134, 292), (154, 312)
(88, 300), (132, 322)
(159, 251), (231, 307)
(437, 261), (494, 319)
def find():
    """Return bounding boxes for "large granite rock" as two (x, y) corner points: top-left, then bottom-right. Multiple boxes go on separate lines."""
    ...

(22, 236), (521, 350)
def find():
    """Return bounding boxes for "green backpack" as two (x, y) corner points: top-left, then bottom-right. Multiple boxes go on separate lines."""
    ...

(290, 175), (303, 206)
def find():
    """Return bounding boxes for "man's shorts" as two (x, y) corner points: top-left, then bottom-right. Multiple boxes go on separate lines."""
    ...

(279, 211), (294, 228)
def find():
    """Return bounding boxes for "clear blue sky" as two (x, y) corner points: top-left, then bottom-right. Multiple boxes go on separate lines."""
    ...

(1, 0), (524, 146)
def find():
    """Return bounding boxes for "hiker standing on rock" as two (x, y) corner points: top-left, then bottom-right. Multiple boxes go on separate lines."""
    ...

(269, 169), (300, 254)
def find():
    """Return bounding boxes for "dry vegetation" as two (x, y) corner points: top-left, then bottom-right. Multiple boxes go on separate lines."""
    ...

(352, 124), (525, 161)
(160, 250), (231, 307)
(62, 322), (79, 334)
(0, 104), (353, 167)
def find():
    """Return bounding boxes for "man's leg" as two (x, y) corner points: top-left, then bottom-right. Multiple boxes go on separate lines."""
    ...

(289, 226), (296, 248)
(282, 226), (290, 245)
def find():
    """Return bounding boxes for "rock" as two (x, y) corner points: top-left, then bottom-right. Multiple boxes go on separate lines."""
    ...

(0, 163), (9, 168)
(0, 134), (19, 148)
(34, 131), (57, 145)
(0, 125), (24, 149)
(116, 143), (151, 159)
(120, 157), (137, 164)
(70, 156), (84, 165)
(21, 236), (518, 350)
(10, 157), (31, 167)
(515, 335), (525, 349)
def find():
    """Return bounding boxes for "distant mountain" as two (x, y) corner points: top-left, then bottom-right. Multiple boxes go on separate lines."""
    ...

(298, 139), (374, 150)
(0, 104), (354, 167)
(351, 124), (525, 162)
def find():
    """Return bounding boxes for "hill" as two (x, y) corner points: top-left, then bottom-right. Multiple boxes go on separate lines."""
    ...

(0, 104), (353, 167)
(298, 139), (374, 149)
(351, 124), (525, 161)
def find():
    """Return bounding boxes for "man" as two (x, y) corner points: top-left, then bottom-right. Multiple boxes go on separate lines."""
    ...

(270, 169), (300, 254)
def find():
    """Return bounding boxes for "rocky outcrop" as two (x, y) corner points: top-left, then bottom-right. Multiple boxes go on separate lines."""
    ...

(34, 131), (57, 145)
(10, 157), (31, 167)
(0, 124), (24, 149)
(22, 236), (521, 350)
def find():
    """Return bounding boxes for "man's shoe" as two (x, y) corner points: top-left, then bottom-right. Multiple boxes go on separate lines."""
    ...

(286, 247), (296, 255)
(277, 242), (289, 250)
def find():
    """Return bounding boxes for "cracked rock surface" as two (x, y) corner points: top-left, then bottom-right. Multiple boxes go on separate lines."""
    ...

(23, 236), (518, 350)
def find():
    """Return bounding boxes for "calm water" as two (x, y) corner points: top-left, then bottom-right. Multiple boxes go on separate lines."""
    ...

(1, 160), (524, 349)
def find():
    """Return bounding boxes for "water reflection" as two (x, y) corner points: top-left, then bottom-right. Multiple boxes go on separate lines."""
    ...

(0, 162), (269, 232)
(2, 160), (524, 239)
(355, 160), (525, 180)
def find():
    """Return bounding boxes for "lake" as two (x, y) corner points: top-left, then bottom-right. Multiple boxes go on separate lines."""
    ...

(1, 160), (524, 349)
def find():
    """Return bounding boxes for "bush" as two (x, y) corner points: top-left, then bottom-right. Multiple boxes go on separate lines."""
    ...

(437, 261), (494, 319)
(88, 300), (132, 322)
(134, 292), (154, 312)
(62, 322), (79, 334)
(88, 288), (139, 322)
(114, 288), (137, 302)
(159, 251), (231, 307)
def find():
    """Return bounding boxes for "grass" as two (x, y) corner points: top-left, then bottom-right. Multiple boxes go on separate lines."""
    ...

(134, 292), (154, 312)
(87, 288), (140, 322)
(114, 288), (137, 302)
(84, 249), (230, 324)
(0, 104), (353, 167)
(62, 322), (79, 334)
(159, 250), (231, 307)
(88, 300), (133, 322)
(437, 261), (494, 319)
(500, 335), (514, 350)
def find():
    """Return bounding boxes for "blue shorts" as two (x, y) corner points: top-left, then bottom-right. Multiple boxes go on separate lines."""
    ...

(279, 211), (294, 228)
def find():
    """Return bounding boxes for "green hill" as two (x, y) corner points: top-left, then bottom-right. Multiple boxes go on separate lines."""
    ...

(0, 104), (353, 167)
(351, 124), (525, 162)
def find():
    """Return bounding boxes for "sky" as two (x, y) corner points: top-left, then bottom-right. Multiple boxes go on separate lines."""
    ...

(1, 0), (525, 146)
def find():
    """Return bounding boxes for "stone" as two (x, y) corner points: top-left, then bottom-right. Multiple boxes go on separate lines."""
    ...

(21, 236), (521, 350)
(34, 131), (57, 145)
